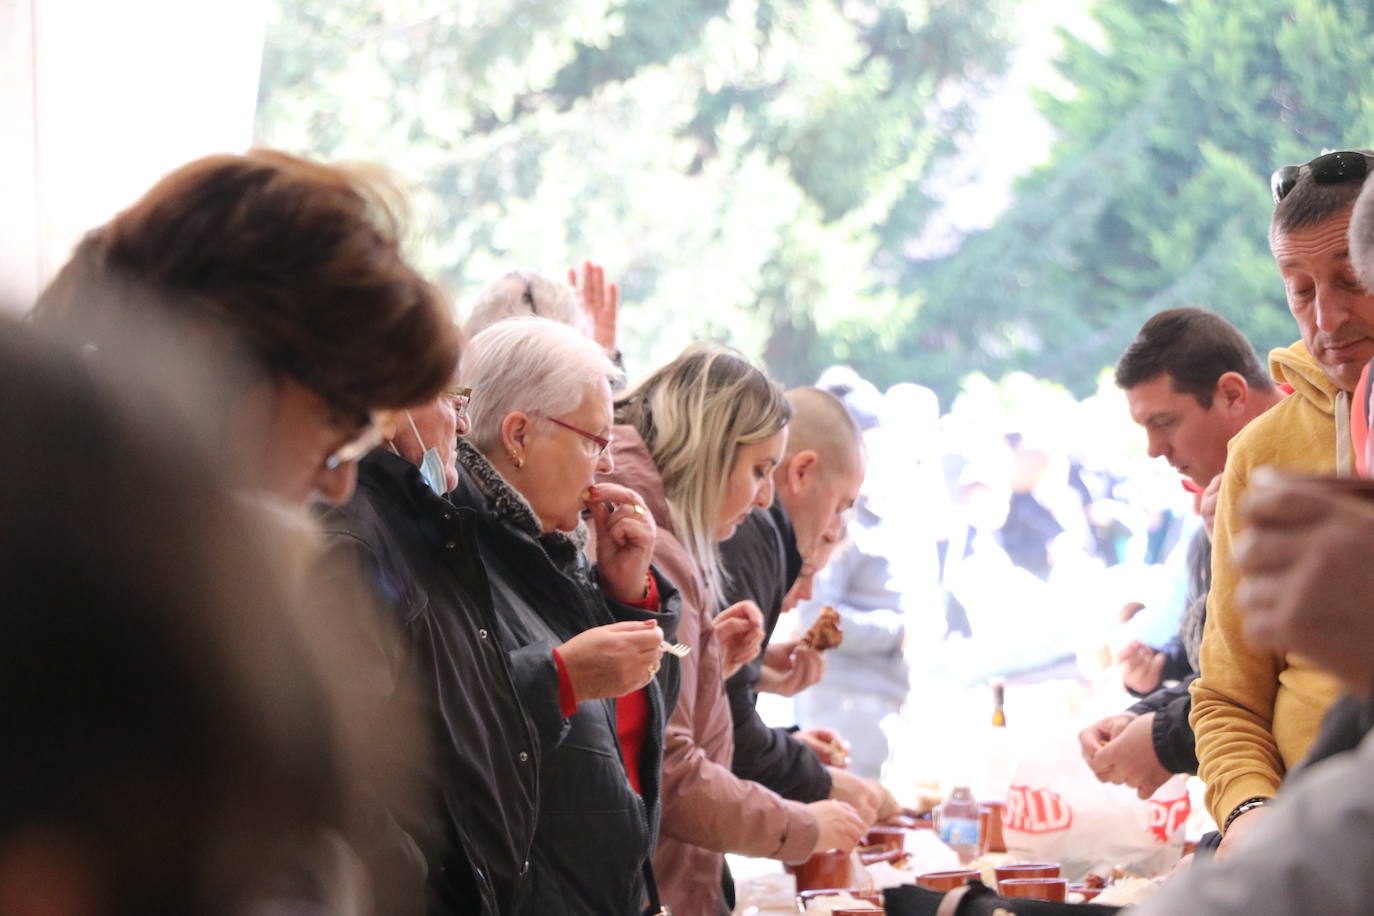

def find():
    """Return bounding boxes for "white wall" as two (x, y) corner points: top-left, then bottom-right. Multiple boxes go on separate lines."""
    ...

(0, 0), (268, 312)
(0, 0), (40, 310)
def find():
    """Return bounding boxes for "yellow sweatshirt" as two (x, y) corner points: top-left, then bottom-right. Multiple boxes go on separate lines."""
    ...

(1190, 340), (1346, 826)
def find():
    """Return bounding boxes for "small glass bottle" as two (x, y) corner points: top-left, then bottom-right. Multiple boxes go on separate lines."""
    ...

(938, 785), (981, 863)
(991, 680), (1006, 727)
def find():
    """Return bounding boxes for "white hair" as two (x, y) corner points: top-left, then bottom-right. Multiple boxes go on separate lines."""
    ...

(462, 271), (590, 340)
(461, 317), (617, 453)
(1353, 178), (1374, 293)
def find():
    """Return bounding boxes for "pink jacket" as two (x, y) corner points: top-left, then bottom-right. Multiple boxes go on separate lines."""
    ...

(604, 426), (818, 915)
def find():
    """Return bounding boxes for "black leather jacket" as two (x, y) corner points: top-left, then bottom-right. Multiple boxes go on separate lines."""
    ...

(318, 449), (540, 915)
(452, 441), (680, 916)
(720, 503), (832, 803)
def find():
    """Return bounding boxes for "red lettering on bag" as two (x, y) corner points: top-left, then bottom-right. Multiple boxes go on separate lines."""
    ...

(1003, 785), (1073, 834)
(1146, 794), (1190, 843)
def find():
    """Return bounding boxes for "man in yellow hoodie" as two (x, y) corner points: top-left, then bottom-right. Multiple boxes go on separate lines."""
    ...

(1192, 150), (1374, 858)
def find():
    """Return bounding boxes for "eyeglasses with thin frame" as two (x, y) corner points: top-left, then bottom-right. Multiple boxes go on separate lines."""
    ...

(447, 386), (472, 418)
(1271, 150), (1371, 204)
(545, 416), (612, 456)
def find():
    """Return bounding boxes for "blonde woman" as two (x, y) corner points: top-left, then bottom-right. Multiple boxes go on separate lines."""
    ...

(605, 344), (868, 916)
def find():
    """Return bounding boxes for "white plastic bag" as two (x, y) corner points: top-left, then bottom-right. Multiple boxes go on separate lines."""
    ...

(1000, 732), (1187, 881)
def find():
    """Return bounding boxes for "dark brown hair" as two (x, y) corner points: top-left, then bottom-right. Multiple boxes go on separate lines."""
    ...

(0, 319), (344, 915)
(35, 149), (459, 419)
(1115, 307), (1272, 407)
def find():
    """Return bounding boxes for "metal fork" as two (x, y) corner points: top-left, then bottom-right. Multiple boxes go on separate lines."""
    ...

(660, 640), (691, 658)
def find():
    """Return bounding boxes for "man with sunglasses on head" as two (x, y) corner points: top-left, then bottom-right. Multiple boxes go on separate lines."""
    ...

(1187, 150), (1374, 862)
(1116, 162), (1374, 916)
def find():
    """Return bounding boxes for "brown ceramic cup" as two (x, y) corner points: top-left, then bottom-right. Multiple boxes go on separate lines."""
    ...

(788, 850), (853, 892)
(915, 869), (980, 892)
(862, 825), (907, 854)
(999, 878), (1068, 901)
(994, 862), (1061, 886)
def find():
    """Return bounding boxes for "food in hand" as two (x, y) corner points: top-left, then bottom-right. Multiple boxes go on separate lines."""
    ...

(826, 737), (847, 766)
(802, 605), (844, 651)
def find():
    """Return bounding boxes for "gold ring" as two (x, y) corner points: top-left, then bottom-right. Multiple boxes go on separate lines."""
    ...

(648, 661), (659, 677)
(631, 504), (646, 517)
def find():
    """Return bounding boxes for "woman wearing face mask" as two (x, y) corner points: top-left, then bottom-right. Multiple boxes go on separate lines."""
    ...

(453, 317), (675, 916)
(604, 344), (868, 916)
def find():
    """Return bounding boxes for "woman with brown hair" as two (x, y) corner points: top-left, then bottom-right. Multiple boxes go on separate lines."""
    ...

(29, 149), (462, 914)
(32, 149), (459, 507)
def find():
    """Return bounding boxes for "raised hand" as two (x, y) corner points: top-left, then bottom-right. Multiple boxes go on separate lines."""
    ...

(569, 260), (619, 353)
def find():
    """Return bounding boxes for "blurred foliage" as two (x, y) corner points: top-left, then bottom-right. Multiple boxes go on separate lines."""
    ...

(257, 0), (1374, 403)
(256, 0), (1018, 387)
(874, 0), (1374, 400)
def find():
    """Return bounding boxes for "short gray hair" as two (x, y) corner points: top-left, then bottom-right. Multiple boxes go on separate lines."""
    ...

(463, 271), (589, 340)
(461, 317), (617, 453)
(1353, 176), (1374, 292)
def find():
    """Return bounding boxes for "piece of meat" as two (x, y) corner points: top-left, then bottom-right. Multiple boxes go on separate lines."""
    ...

(801, 605), (844, 651)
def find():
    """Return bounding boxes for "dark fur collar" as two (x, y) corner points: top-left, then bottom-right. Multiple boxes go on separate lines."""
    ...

(456, 438), (588, 562)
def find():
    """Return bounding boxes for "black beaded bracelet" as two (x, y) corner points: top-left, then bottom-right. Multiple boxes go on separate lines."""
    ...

(1223, 796), (1271, 833)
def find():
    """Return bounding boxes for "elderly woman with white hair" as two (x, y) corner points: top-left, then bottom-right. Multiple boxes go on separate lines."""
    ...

(603, 344), (868, 916)
(453, 316), (676, 915)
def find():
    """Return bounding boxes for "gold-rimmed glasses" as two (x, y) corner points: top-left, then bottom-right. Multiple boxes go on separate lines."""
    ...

(446, 386), (472, 418)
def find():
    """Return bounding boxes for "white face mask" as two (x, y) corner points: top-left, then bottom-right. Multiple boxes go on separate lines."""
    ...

(406, 410), (449, 496)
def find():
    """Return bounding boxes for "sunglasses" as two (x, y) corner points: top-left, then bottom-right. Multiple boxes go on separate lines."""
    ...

(1271, 150), (1370, 204)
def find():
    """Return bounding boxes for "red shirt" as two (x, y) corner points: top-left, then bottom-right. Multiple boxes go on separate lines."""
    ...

(552, 575), (660, 795)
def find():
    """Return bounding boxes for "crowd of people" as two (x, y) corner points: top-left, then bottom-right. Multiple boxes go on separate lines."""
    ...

(8, 143), (1374, 916)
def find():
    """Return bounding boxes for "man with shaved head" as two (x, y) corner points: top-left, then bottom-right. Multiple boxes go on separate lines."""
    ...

(718, 388), (890, 844)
